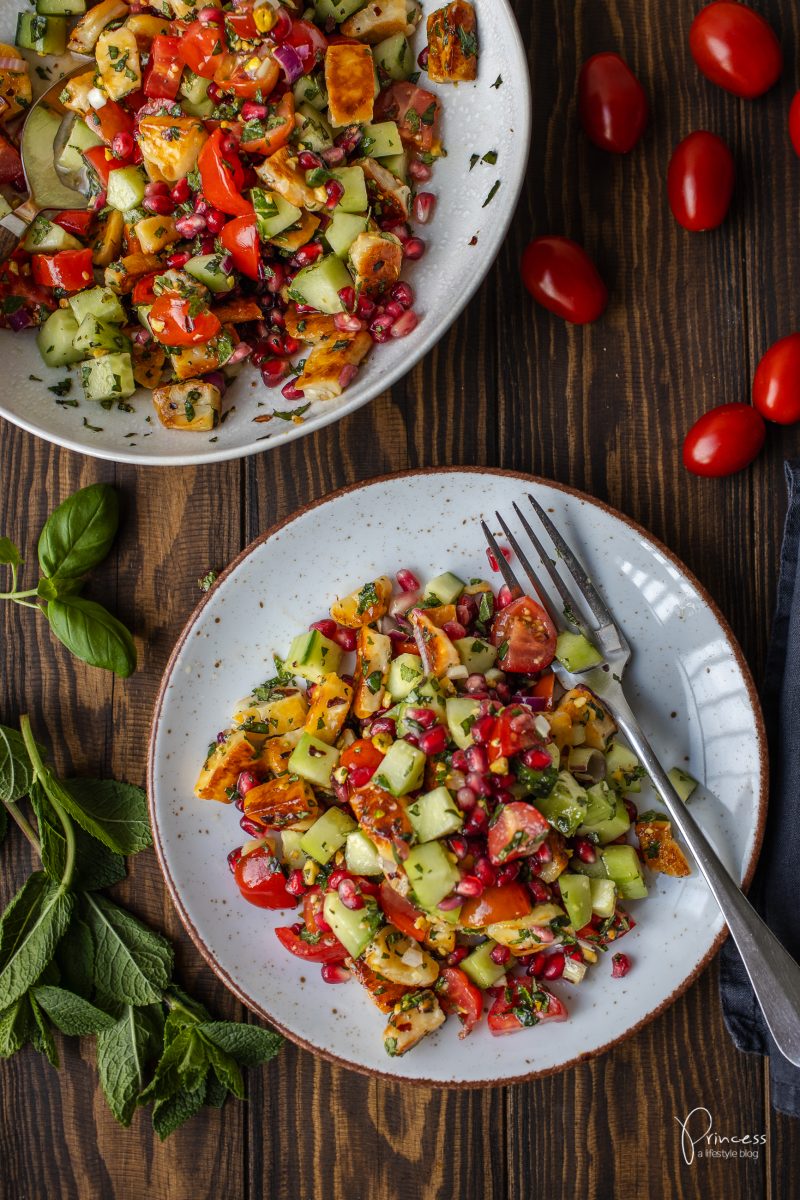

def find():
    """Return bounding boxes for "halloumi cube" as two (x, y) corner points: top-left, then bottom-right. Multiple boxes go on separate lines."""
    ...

(68, 0), (130, 56)
(325, 43), (375, 127)
(353, 625), (392, 718)
(137, 116), (208, 184)
(359, 156), (411, 220)
(284, 307), (339, 345)
(342, 0), (416, 43)
(269, 212), (321, 252)
(195, 729), (260, 801)
(152, 380), (222, 431)
(0, 50), (31, 122)
(132, 340), (168, 389)
(96, 27), (142, 101)
(348, 231), (403, 297)
(255, 147), (327, 211)
(58, 70), (95, 115)
(294, 330), (372, 401)
(104, 253), (163, 294)
(170, 327), (238, 381)
(134, 216), (179, 255)
(427, 1), (479, 83)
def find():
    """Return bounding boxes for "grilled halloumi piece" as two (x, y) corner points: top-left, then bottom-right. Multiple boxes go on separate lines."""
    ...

(255, 146), (327, 211)
(635, 818), (691, 877)
(353, 625), (392, 718)
(293, 330), (372, 401)
(269, 212), (321, 252)
(364, 928), (439, 987)
(104, 253), (163, 294)
(348, 231), (403, 298)
(152, 380), (222, 432)
(358, 156), (411, 221)
(243, 775), (323, 829)
(96, 27), (142, 100)
(92, 209), (124, 268)
(124, 14), (173, 45)
(304, 673), (353, 744)
(284, 307), (339, 346)
(410, 609), (460, 677)
(553, 686), (618, 751)
(68, 0), (130, 56)
(325, 43), (375, 127)
(350, 783), (413, 857)
(195, 729), (260, 801)
(383, 990), (445, 1057)
(342, 0), (417, 43)
(331, 575), (393, 627)
(132, 339), (168, 388)
(349, 959), (410, 1014)
(233, 689), (309, 736)
(170, 327), (238, 381)
(138, 116), (208, 184)
(427, 1), (479, 83)
(58, 70), (96, 116)
(134, 216), (179, 255)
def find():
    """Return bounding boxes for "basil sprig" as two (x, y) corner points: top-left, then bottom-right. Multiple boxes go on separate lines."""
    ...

(0, 717), (283, 1135)
(0, 484), (136, 677)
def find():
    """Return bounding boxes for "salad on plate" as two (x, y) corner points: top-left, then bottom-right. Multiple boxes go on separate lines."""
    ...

(195, 561), (694, 1057)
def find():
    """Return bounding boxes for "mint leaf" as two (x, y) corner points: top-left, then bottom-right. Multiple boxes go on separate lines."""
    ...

(198, 1031), (244, 1099)
(33, 985), (115, 1036)
(0, 994), (36, 1057)
(97, 1003), (164, 1126)
(204, 1070), (227, 1108)
(59, 779), (151, 856)
(30, 992), (59, 1067)
(152, 1078), (208, 1140)
(82, 894), (173, 1006)
(198, 1021), (283, 1067)
(30, 782), (127, 892)
(55, 914), (95, 999)
(0, 537), (22, 568)
(0, 726), (34, 804)
(140, 1026), (208, 1104)
(0, 873), (74, 1009)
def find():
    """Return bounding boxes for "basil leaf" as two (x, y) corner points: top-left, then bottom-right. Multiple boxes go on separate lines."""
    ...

(61, 778), (151, 856)
(30, 781), (127, 891)
(0, 873), (74, 1009)
(0, 726), (33, 804)
(82, 893), (173, 1006)
(37, 576), (83, 602)
(0, 537), (22, 568)
(37, 483), (119, 580)
(198, 1020), (283, 1066)
(97, 1002), (164, 1126)
(32, 985), (115, 1035)
(47, 597), (137, 678)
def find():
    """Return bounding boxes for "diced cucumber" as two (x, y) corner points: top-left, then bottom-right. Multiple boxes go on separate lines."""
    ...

(315, 0), (367, 22)
(324, 211), (369, 258)
(79, 353), (136, 403)
(556, 631), (603, 673)
(185, 253), (235, 294)
(360, 121), (402, 159)
(382, 151), (409, 182)
(407, 787), (463, 843)
(280, 829), (306, 871)
(58, 116), (102, 175)
(374, 32), (414, 81)
(74, 316), (131, 358)
(558, 873), (592, 931)
(606, 742), (644, 793)
(404, 841), (460, 910)
(179, 69), (213, 118)
(293, 71), (328, 112)
(295, 103), (333, 152)
(578, 795), (632, 845)
(23, 216), (82, 255)
(286, 629), (343, 683)
(287, 732), (340, 791)
(107, 166), (147, 213)
(397, 677), (448, 735)
(288, 254), (353, 315)
(373, 738), (425, 797)
(386, 653), (424, 701)
(345, 830), (383, 876)
(568, 854), (608, 880)
(69, 286), (127, 327)
(601, 844), (648, 900)
(461, 940), (506, 989)
(582, 781), (616, 826)
(668, 766), (698, 802)
(36, 0), (86, 12)
(16, 12), (67, 55)
(330, 166), (368, 214)
(36, 309), (84, 368)
(251, 188), (302, 240)
(445, 697), (480, 751)
(322, 893), (381, 958)
(454, 637), (497, 675)
(424, 571), (465, 606)
(534, 771), (588, 837)
(300, 806), (357, 865)
(590, 877), (617, 918)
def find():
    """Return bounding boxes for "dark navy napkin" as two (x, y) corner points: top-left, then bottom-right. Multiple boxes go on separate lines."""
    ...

(720, 459), (800, 1118)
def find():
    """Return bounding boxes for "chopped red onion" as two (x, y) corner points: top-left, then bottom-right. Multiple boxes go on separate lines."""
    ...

(203, 371), (227, 395)
(8, 308), (33, 332)
(511, 693), (549, 712)
(273, 43), (304, 84)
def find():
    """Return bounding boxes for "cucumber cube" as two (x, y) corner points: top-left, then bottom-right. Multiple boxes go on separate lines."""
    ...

(605, 742), (643, 793)
(423, 571), (465, 606)
(288, 255), (354, 315)
(386, 653), (424, 701)
(79, 353), (136, 404)
(16, 12), (67, 55)
(330, 166), (368, 213)
(590, 877), (617, 918)
(581, 781), (616, 826)
(36, 0), (86, 12)
(461, 939), (506, 989)
(57, 115), (101, 175)
(180, 70), (214, 118)
(373, 33), (414, 82)
(280, 829), (306, 872)
(286, 629), (343, 683)
(407, 787), (463, 843)
(445, 697), (480, 751)
(251, 188), (302, 240)
(36, 309), (84, 368)
(567, 854), (608, 880)
(324, 211), (369, 258)
(106, 165), (147, 213)
(322, 893), (381, 958)
(373, 739), (425, 797)
(345, 830), (383, 876)
(69, 286), (127, 327)
(185, 254), (235, 294)
(558, 873), (592, 930)
(578, 795), (631, 845)
(535, 771), (588, 837)
(315, 0), (367, 22)
(360, 122), (402, 158)
(295, 103), (333, 152)
(454, 637), (497, 675)
(288, 733), (340, 791)
(601, 844), (648, 899)
(668, 766), (698, 803)
(300, 806), (356, 865)
(294, 71), (328, 113)
(382, 151), (408, 182)
(23, 216), (82, 255)
(74, 317), (131, 358)
(556, 631), (603, 673)
(404, 841), (460, 910)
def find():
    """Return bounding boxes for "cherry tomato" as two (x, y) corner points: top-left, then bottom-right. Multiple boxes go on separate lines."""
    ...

(753, 333), (800, 425)
(339, 738), (384, 779)
(274, 925), (348, 963)
(532, 671), (556, 709)
(667, 131), (734, 232)
(226, 4), (259, 40)
(521, 237), (608, 325)
(148, 295), (221, 346)
(132, 272), (159, 307)
(378, 880), (427, 943)
(683, 403), (766, 477)
(487, 982), (568, 1036)
(487, 801), (550, 866)
(490, 596), (557, 674)
(286, 18), (329, 74)
(492, 706), (541, 759)
(220, 213), (260, 280)
(53, 210), (94, 240)
(198, 127), (253, 217)
(689, 2), (782, 99)
(31, 249), (94, 292)
(437, 968), (483, 1037)
(214, 51), (280, 99)
(85, 99), (135, 147)
(144, 35), (184, 100)
(458, 882), (532, 929)
(577, 53), (648, 153)
(240, 93), (295, 156)
(178, 20), (229, 79)
(233, 847), (295, 909)
(790, 91), (800, 157)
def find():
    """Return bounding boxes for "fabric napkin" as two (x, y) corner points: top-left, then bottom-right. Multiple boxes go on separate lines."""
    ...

(719, 459), (800, 1118)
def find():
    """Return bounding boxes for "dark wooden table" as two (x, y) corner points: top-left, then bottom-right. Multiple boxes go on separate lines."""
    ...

(2, 1), (799, 1196)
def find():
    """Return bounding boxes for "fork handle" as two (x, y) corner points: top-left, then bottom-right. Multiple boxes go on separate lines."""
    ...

(609, 689), (800, 1067)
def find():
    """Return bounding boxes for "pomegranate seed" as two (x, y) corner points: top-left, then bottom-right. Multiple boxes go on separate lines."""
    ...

(387, 221), (410, 243)
(451, 750), (468, 771)
(612, 953), (632, 978)
(206, 81), (223, 103)
(310, 618), (337, 638)
(227, 847), (242, 873)
(338, 285), (356, 312)
(404, 237), (426, 260)
(413, 192), (436, 224)
(143, 193), (175, 215)
(438, 893), (463, 911)
(456, 786), (477, 811)
(528, 878), (552, 903)
(327, 868), (350, 890)
(465, 771), (489, 797)
(418, 46), (430, 68)
(175, 213), (206, 236)
(206, 208), (226, 235)
(474, 856), (497, 887)
(356, 294), (376, 320)
(394, 568), (418, 592)
(442, 619), (467, 641)
(170, 177), (190, 205)
(112, 131), (134, 160)
(419, 725), (447, 756)
(291, 922), (303, 935)
(271, 10), (293, 40)
(199, 235), (216, 254)
(390, 310), (419, 339)
(409, 159), (433, 183)
(332, 625), (357, 651)
(260, 358), (289, 387)
(198, 5), (224, 23)
(348, 764), (374, 789)
(369, 314), (395, 343)
(264, 261), (285, 292)
(534, 841), (553, 865)
(338, 879), (365, 910)
(239, 816), (263, 837)
(521, 747), (552, 770)
(237, 771), (259, 797)
(496, 862), (521, 886)
(404, 733), (420, 747)
(325, 178), (345, 208)
(446, 946), (468, 966)
(298, 152), (324, 174)
(574, 837), (597, 864)
(471, 716), (496, 746)
(242, 100), (268, 120)
(543, 952), (565, 980)
(285, 869), (307, 897)
(497, 585), (515, 609)
(404, 706), (437, 730)
(464, 745), (488, 773)
(455, 874), (484, 898)
(465, 674), (485, 694)
(234, 793), (245, 814)
(321, 963), (350, 984)
(464, 807), (488, 834)
(294, 242), (324, 267)
(528, 951), (547, 978)
(281, 381), (305, 402)
(490, 943), (510, 965)
(388, 284), (412, 312)
(385, 301), (405, 319)
(448, 835), (469, 859)
(334, 312), (363, 334)
(370, 716), (396, 738)
(624, 798), (639, 823)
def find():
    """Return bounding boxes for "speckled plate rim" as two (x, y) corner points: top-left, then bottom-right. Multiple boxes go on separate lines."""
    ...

(147, 466), (769, 1087)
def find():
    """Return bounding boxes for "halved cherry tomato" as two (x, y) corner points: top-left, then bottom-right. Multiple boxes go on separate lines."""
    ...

(521, 236), (608, 325)
(340, 738), (385, 780)
(220, 213), (260, 280)
(532, 672), (556, 709)
(487, 981), (568, 1035)
(578, 53), (648, 154)
(149, 295), (221, 346)
(53, 211), (94, 240)
(214, 50), (280, 99)
(753, 333), (800, 425)
(198, 127), (253, 217)
(689, 1), (782, 99)
(492, 706), (541, 759)
(458, 882), (532, 929)
(85, 99), (135, 148)
(31, 249), (94, 292)
(145, 35), (184, 100)
(132, 272), (159, 306)
(682, 403), (766, 477)
(378, 880), (427, 943)
(226, 2), (259, 41)
(233, 846), (295, 909)
(487, 801), (550, 866)
(286, 18), (329, 74)
(667, 131), (734, 232)
(83, 145), (115, 188)
(437, 968), (483, 1037)
(375, 81), (440, 152)
(491, 596), (557, 675)
(275, 925), (348, 963)
(240, 93), (294, 156)
(179, 20), (230, 78)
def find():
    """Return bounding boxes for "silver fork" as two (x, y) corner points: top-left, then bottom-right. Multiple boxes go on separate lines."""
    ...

(482, 494), (800, 1068)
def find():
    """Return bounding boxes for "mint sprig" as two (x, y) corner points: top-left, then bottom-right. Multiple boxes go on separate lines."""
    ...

(0, 715), (283, 1136)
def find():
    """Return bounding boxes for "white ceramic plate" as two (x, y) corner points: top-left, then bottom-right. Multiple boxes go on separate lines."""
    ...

(0, 2), (529, 466)
(148, 469), (767, 1086)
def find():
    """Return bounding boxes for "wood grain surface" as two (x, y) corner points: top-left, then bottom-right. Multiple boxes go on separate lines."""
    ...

(1, 1), (798, 1197)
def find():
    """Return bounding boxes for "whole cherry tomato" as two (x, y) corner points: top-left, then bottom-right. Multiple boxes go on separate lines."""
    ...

(233, 847), (295, 909)
(521, 237), (608, 324)
(753, 333), (800, 425)
(578, 53), (648, 153)
(667, 131), (735, 231)
(683, 403), (766, 477)
(789, 91), (800, 157)
(689, 2), (782, 99)
(285, 18), (329, 74)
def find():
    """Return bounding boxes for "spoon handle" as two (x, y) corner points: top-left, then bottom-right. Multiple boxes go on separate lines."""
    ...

(0, 199), (39, 267)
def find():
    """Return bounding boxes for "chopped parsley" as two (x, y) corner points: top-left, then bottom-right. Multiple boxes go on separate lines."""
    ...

(483, 180), (502, 208)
